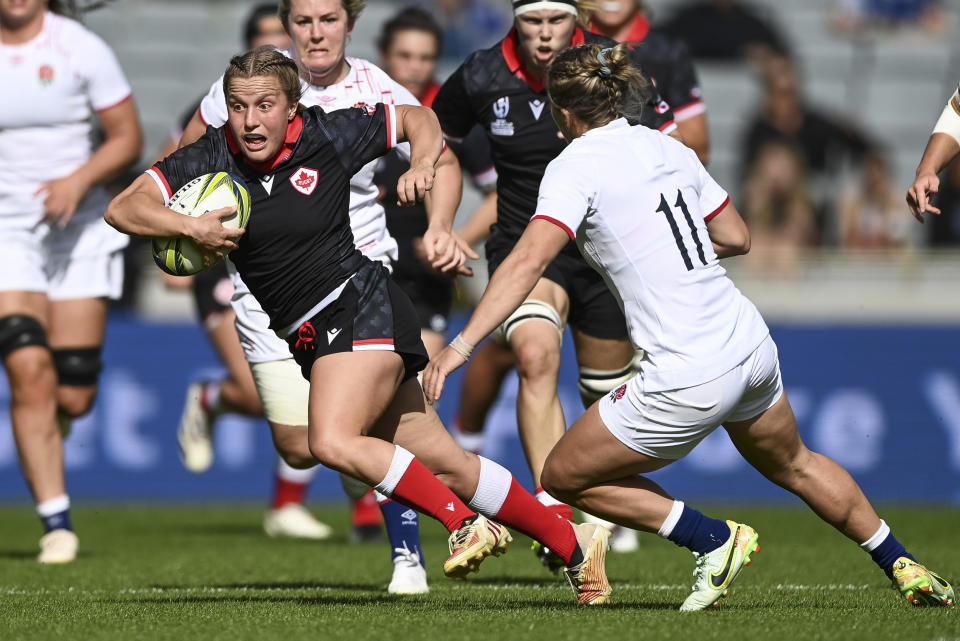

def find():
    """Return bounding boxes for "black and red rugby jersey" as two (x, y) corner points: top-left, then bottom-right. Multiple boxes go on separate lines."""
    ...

(150, 103), (395, 332)
(593, 13), (705, 122)
(433, 27), (676, 245)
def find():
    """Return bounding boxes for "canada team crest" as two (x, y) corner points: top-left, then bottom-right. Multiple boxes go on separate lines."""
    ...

(290, 167), (318, 195)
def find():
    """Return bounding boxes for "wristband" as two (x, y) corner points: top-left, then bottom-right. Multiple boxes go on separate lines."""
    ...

(449, 333), (474, 360)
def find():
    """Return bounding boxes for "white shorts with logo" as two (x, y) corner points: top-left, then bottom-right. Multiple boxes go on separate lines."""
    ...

(0, 193), (126, 300)
(599, 334), (784, 460)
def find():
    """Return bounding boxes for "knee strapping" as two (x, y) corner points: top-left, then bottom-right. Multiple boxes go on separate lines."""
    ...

(52, 347), (103, 386)
(497, 300), (563, 344)
(578, 363), (635, 406)
(0, 314), (48, 360)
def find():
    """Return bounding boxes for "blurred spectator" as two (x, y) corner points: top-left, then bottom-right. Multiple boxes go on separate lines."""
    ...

(415, 0), (511, 62)
(741, 56), (875, 231)
(926, 159), (960, 246)
(836, 150), (914, 249)
(830, 0), (946, 38)
(657, 0), (790, 66)
(741, 141), (818, 273)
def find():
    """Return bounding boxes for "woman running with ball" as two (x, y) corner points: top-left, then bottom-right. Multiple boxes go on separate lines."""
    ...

(106, 47), (614, 606)
(424, 43), (954, 611)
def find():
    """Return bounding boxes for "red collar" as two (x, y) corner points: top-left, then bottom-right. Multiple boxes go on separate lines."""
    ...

(589, 12), (649, 43)
(420, 81), (441, 109)
(226, 113), (304, 173)
(501, 27), (585, 93)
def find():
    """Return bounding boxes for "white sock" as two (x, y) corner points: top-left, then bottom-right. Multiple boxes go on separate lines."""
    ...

(276, 456), (317, 483)
(860, 520), (890, 551)
(451, 417), (485, 454)
(535, 487), (564, 507)
(202, 381), (222, 414)
(657, 500), (685, 538)
(36, 494), (70, 517)
(374, 445), (415, 497)
(468, 456), (512, 515)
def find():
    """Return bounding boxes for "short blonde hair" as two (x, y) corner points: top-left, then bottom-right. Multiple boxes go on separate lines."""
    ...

(278, 0), (366, 28)
(223, 46), (303, 107)
(547, 42), (647, 129)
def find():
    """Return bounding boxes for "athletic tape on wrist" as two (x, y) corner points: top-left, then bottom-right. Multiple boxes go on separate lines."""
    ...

(449, 333), (474, 360)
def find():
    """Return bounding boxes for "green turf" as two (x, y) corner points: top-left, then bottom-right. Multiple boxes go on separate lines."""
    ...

(0, 505), (955, 640)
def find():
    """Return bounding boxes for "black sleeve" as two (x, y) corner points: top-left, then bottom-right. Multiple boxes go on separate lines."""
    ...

(662, 39), (703, 112)
(449, 124), (496, 191)
(151, 130), (225, 200)
(321, 103), (393, 178)
(432, 64), (478, 141)
(636, 82), (676, 132)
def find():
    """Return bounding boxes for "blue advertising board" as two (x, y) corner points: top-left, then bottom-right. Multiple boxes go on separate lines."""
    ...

(1, 314), (958, 503)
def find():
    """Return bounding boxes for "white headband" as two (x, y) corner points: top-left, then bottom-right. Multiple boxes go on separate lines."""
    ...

(513, 1), (579, 17)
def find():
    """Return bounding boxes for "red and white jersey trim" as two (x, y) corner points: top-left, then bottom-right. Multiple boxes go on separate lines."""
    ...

(145, 167), (173, 203)
(353, 338), (395, 351)
(704, 195), (730, 222)
(672, 100), (706, 122)
(531, 214), (575, 241)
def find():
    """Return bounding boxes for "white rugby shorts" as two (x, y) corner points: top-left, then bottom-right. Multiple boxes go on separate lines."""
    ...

(0, 194), (126, 300)
(599, 334), (784, 460)
(249, 358), (309, 426)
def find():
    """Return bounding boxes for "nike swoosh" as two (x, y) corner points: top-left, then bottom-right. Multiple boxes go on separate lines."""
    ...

(710, 525), (740, 589)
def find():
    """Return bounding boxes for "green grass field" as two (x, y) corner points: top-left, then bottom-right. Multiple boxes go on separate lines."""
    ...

(0, 505), (956, 640)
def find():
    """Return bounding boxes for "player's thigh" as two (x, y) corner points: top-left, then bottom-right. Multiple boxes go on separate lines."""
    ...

(307, 351), (405, 441)
(571, 329), (634, 371)
(371, 377), (477, 484)
(47, 298), (108, 347)
(420, 328), (446, 359)
(251, 358), (308, 427)
(269, 421), (315, 468)
(544, 402), (673, 496)
(723, 392), (805, 478)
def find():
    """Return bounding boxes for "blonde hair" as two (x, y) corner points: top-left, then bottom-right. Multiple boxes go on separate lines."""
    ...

(278, 0), (365, 28)
(223, 46), (303, 107)
(547, 42), (647, 129)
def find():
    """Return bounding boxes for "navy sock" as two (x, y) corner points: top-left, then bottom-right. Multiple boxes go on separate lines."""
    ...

(40, 509), (72, 534)
(667, 505), (730, 554)
(379, 498), (425, 566)
(869, 532), (915, 579)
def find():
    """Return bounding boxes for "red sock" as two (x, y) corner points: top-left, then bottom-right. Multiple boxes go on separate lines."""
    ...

(272, 477), (308, 509)
(495, 479), (578, 563)
(351, 489), (382, 527)
(535, 485), (575, 524)
(391, 457), (475, 532)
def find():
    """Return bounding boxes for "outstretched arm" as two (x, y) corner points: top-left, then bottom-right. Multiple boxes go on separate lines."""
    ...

(422, 218), (570, 402)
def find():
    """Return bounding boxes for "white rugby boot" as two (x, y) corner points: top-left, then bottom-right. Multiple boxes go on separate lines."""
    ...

(38, 529), (78, 564)
(388, 545), (429, 594)
(263, 503), (333, 540)
(177, 382), (214, 473)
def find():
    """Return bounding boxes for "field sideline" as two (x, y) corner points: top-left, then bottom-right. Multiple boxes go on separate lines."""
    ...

(0, 505), (955, 640)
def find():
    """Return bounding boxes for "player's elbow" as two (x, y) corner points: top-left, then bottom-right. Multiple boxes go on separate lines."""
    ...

(728, 227), (751, 256)
(104, 194), (130, 231)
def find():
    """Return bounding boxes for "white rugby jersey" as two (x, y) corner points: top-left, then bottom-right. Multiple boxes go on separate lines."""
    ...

(0, 11), (132, 223)
(532, 119), (769, 392)
(199, 54), (418, 280)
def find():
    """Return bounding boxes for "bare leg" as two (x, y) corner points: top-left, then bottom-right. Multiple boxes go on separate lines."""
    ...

(204, 308), (262, 416)
(456, 338), (515, 433)
(541, 402), (677, 531)
(1, 292), (63, 504)
(47, 297), (107, 418)
(723, 393), (881, 544)
(508, 278), (569, 486)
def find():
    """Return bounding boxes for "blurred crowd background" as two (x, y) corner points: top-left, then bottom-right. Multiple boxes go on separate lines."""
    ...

(85, 0), (960, 322)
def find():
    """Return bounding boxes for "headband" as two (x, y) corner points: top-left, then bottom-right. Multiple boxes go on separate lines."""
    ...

(513, 0), (579, 17)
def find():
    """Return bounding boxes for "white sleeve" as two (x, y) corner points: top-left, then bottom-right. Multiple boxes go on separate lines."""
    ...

(198, 74), (229, 128)
(531, 154), (592, 241)
(696, 157), (730, 221)
(82, 30), (132, 111)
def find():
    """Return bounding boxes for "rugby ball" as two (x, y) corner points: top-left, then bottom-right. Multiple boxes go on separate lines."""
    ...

(152, 172), (251, 276)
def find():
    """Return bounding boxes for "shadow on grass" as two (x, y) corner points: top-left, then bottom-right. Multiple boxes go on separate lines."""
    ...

(150, 581), (383, 592)
(0, 550), (39, 560)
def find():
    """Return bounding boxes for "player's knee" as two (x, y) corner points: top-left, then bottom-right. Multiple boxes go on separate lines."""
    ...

(52, 347), (103, 388)
(514, 339), (560, 382)
(1, 315), (56, 399)
(0, 314), (49, 362)
(577, 363), (635, 407)
(307, 431), (351, 469)
(271, 426), (315, 468)
(540, 461), (579, 503)
(56, 387), (97, 419)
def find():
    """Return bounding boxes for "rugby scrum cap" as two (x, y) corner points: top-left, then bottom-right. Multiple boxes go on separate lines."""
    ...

(513, 0), (578, 16)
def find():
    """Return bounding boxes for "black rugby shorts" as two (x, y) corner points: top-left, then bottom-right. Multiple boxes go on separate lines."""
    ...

(485, 228), (629, 340)
(286, 260), (429, 382)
